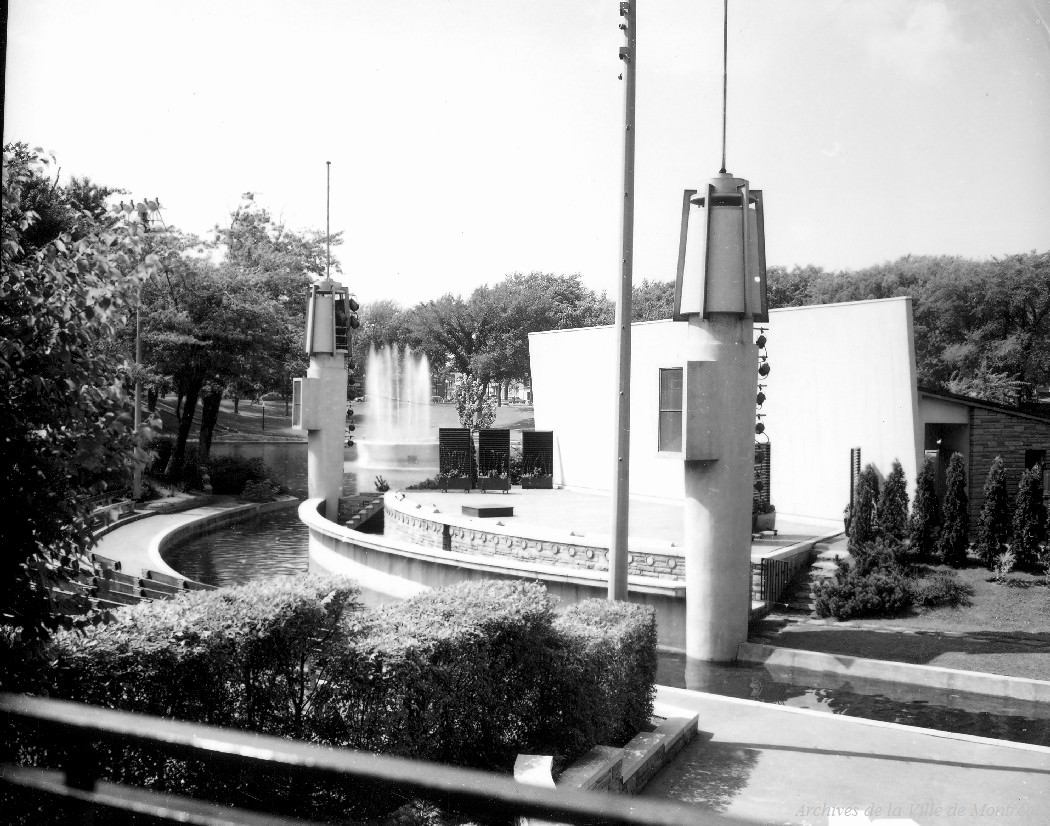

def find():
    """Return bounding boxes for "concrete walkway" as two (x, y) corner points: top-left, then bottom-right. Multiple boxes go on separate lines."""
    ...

(646, 686), (1050, 825)
(91, 496), (271, 581)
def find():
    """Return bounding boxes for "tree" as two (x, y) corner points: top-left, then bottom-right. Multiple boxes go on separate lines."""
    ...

(910, 457), (941, 560)
(877, 460), (909, 542)
(631, 279), (674, 321)
(849, 464), (880, 552)
(974, 456), (1011, 569)
(454, 377), (496, 431)
(937, 452), (970, 567)
(140, 196), (328, 478)
(1011, 463), (1047, 569)
(1, 147), (156, 639)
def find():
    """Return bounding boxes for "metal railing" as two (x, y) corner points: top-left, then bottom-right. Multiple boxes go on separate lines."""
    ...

(0, 693), (743, 826)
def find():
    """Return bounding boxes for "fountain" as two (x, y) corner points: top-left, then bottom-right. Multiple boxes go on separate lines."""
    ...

(355, 344), (439, 469)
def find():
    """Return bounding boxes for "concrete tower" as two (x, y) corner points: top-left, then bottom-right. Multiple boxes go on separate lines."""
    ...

(674, 172), (768, 662)
(292, 278), (353, 520)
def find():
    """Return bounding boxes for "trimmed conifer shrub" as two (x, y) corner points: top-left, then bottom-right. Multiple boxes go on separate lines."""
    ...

(849, 463), (880, 552)
(937, 452), (969, 567)
(877, 459), (909, 541)
(910, 456), (941, 560)
(1012, 463), (1047, 569)
(975, 456), (1011, 569)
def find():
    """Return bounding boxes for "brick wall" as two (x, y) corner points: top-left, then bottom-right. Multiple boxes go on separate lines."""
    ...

(968, 406), (1050, 531)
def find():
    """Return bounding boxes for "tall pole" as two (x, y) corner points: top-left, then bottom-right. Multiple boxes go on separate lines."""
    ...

(609, 0), (637, 601)
(132, 302), (142, 499)
(326, 161), (332, 280)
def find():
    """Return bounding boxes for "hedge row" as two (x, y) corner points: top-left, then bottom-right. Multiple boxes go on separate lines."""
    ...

(19, 577), (656, 777)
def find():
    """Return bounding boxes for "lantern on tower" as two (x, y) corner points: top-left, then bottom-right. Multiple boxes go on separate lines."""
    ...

(673, 172), (768, 323)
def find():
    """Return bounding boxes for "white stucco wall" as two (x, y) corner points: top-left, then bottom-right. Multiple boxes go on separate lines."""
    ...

(528, 297), (922, 523)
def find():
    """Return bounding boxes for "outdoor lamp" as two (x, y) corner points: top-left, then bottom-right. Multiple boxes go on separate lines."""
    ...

(304, 278), (353, 355)
(673, 172), (768, 322)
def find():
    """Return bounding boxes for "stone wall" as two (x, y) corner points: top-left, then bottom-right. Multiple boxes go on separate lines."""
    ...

(384, 506), (685, 580)
(967, 406), (1050, 530)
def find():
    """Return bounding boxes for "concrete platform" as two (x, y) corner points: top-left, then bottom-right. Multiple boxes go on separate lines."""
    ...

(645, 686), (1050, 825)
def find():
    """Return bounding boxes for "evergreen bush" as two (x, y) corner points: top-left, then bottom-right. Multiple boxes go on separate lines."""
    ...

(974, 456), (1010, 569)
(909, 570), (973, 609)
(910, 457), (941, 559)
(1011, 463), (1047, 569)
(849, 464), (880, 552)
(814, 562), (912, 620)
(937, 452), (969, 567)
(877, 460), (909, 541)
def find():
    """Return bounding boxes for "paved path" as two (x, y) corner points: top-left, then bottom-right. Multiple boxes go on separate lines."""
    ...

(646, 686), (1050, 826)
(92, 497), (254, 579)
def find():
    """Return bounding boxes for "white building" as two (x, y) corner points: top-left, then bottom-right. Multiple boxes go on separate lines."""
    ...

(529, 297), (922, 526)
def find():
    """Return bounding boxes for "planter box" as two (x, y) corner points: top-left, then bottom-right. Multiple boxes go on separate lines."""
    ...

(752, 511), (776, 533)
(440, 477), (472, 492)
(520, 475), (553, 490)
(478, 477), (510, 493)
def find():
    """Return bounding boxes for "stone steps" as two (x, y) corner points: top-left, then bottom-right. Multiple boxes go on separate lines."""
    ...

(778, 541), (851, 615)
(519, 711), (700, 797)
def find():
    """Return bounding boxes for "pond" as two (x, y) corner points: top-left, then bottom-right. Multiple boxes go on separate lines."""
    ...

(168, 442), (1050, 748)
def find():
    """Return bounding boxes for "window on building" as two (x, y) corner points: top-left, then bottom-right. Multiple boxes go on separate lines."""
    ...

(658, 368), (683, 452)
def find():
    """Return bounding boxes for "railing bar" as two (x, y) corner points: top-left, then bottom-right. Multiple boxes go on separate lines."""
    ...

(0, 765), (310, 826)
(1, 694), (743, 826)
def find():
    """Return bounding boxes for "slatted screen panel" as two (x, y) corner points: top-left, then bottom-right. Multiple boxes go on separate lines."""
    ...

(521, 431), (554, 476)
(753, 442), (771, 509)
(439, 428), (472, 476)
(477, 429), (510, 475)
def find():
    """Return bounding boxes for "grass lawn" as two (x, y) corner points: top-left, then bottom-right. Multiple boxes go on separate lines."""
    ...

(754, 564), (1050, 681)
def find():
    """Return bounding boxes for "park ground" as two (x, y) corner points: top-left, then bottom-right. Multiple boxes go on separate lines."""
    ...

(754, 563), (1050, 681)
(156, 398), (1049, 684)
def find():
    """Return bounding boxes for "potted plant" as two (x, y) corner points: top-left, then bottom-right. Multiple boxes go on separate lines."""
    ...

(752, 501), (776, 534)
(478, 469), (510, 493)
(439, 468), (471, 492)
(520, 466), (553, 490)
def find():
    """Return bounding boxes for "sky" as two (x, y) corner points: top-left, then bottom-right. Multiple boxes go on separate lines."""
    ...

(5, 0), (1050, 307)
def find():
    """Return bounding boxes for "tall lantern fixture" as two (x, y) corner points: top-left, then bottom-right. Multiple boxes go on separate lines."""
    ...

(673, 172), (768, 323)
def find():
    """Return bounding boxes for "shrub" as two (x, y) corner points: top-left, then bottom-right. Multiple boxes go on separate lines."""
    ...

(542, 599), (657, 758)
(877, 460), (909, 541)
(849, 464), (880, 552)
(338, 579), (559, 767)
(1012, 463), (1047, 569)
(240, 478), (280, 502)
(22, 579), (658, 818)
(975, 456), (1011, 569)
(993, 549), (1016, 583)
(909, 570), (973, 609)
(24, 576), (363, 821)
(814, 563), (912, 620)
(207, 455), (270, 495)
(936, 452), (969, 567)
(910, 457), (941, 560)
(850, 535), (907, 576)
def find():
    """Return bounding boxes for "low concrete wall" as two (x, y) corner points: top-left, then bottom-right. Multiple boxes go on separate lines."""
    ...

(384, 497), (685, 580)
(749, 539), (821, 603)
(738, 641), (1050, 703)
(301, 498), (694, 651)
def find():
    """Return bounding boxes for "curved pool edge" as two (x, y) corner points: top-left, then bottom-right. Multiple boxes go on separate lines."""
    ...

(299, 497), (691, 647)
(153, 497), (302, 585)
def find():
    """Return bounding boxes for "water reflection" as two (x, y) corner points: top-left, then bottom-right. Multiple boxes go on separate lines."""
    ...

(658, 652), (1050, 747)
